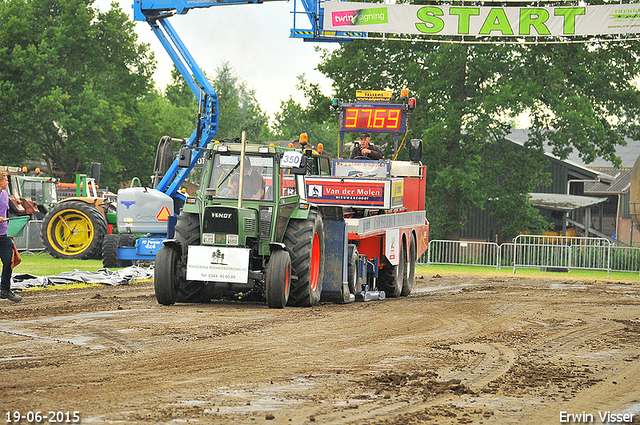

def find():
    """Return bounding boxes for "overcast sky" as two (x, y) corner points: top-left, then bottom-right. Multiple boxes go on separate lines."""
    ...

(94, 0), (338, 119)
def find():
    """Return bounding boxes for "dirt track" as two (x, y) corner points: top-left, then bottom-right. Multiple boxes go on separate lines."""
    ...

(1, 271), (640, 424)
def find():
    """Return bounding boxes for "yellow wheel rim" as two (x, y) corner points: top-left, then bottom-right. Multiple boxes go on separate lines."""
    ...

(46, 209), (96, 256)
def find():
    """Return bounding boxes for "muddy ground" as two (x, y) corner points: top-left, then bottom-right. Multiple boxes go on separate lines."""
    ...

(1, 271), (640, 425)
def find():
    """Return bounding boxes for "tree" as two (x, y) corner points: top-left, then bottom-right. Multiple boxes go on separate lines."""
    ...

(318, 40), (640, 240)
(0, 0), (156, 188)
(164, 62), (270, 140)
(271, 75), (339, 155)
(213, 62), (269, 142)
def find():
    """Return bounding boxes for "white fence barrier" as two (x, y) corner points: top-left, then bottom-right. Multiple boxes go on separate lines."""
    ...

(421, 237), (640, 276)
(513, 235), (611, 275)
(425, 240), (500, 269)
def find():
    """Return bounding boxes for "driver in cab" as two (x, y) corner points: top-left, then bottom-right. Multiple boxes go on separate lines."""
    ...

(242, 157), (266, 199)
(350, 133), (384, 160)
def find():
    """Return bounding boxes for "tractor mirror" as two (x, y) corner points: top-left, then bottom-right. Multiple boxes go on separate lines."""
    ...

(290, 155), (308, 175)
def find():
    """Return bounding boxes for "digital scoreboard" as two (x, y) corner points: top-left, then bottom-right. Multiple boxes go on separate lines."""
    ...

(339, 104), (407, 134)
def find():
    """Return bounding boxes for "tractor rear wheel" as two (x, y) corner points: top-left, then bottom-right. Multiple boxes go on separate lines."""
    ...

(284, 209), (324, 307)
(378, 239), (406, 298)
(266, 250), (291, 309)
(154, 245), (179, 305)
(42, 200), (108, 260)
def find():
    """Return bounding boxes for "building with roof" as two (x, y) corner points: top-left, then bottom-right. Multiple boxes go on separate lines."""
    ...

(583, 165), (638, 246)
(461, 130), (640, 245)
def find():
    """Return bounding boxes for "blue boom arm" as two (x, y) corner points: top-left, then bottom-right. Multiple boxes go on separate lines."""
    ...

(133, 0), (273, 197)
(132, 0), (356, 197)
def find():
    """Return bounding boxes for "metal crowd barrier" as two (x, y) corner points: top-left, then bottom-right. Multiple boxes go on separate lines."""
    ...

(425, 240), (500, 269)
(12, 220), (45, 253)
(512, 235), (611, 276)
(420, 236), (640, 277)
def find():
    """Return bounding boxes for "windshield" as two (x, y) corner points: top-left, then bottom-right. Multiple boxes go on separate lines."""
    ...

(209, 153), (274, 201)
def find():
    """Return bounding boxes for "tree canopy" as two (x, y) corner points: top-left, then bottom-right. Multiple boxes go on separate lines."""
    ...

(0, 0), (270, 189)
(0, 0), (159, 188)
(271, 75), (338, 152)
(318, 40), (640, 239)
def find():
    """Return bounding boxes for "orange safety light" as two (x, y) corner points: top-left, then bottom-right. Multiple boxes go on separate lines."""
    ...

(318, 143), (323, 153)
(288, 143), (294, 148)
(22, 166), (27, 173)
(400, 89), (409, 99)
(299, 133), (308, 145)
(35, 167), (41, 174)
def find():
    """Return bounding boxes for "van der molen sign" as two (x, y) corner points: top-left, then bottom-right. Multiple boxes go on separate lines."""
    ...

(324, 2), (640, 37)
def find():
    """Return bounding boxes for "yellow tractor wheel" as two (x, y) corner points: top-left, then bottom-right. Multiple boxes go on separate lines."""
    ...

(41, 200), (108, 260)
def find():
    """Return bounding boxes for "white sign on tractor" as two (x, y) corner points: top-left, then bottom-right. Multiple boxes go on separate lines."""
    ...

(186, 246), (250, 283)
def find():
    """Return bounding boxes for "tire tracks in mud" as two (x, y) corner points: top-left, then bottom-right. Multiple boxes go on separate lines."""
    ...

(307, 306), (624, 424)
(308, 342), (516, 425)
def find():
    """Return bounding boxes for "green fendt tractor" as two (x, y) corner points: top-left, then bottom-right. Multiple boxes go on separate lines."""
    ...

(154, 140), (324, 308)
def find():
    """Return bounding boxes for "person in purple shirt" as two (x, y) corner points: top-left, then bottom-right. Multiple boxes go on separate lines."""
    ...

(0, 171), (21, 302)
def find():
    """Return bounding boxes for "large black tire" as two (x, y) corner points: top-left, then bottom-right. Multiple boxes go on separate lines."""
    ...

(378, 239), (405, 298)
(347, 244), (362, 295)
(174, 212), (209, 303)
(154, 245), (179, 305)
(401, 234), (417, 296)
(284, 209), (324, 307)
(266, 250), (291, 309)
(42, 200), (108, 260)
(101, 234), (120, 268)
(102, 234), (137, 269)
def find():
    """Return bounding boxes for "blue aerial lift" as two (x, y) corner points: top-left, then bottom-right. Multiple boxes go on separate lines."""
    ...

(102, 0), (360, 267)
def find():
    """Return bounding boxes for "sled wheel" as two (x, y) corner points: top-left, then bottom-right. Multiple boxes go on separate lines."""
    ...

(266, 250), (291, 309)
(284, 209), (324, 307)
(154, 245), (179, 305)
(174, 212), (209, 303)
(401, 234), (417, 296)
(347, 244), (361, 295)
(378, 239), (405, 298)
(42, 200), (108, 259)
(101, 234), (120, 268)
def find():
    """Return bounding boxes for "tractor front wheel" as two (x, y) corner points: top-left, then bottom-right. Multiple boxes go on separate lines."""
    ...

(42, 200), (108, 260)
(154, 245), (179, 305)
(266, 250), (291, 309)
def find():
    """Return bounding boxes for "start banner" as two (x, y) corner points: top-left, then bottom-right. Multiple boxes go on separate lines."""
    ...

(323, 2), (640, 37)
